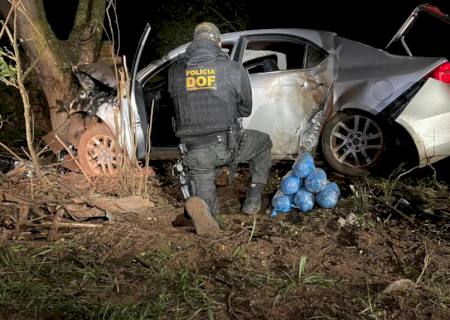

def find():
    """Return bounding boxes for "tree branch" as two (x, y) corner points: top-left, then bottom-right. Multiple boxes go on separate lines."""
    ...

(90, 0), (107, 40)
(68, 0), (107, 64)
(68, 0), (89, 43)
(22, 54), (40, 80)
(0, 0), (14, 38)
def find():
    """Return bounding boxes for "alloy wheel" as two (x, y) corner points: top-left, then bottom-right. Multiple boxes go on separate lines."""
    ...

(329, 114), (384, 168)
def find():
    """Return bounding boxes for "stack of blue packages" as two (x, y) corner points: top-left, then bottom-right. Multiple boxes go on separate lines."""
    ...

(271, 152), (341, 217)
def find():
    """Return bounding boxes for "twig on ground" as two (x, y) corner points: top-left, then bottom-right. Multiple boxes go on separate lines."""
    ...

(248, 215), (257, 244)
(134, 255), (152, 268)
(416, 246), (431, 285)
(25, 222), (103, 229)
(47, 209), (63, 241)
(383, 201), (416, 224)
(14, 205), (28, 236)
(227, 291), (240, 320)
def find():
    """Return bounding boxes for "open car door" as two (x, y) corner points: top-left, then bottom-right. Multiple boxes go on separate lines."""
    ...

(122, 23), (152, 159)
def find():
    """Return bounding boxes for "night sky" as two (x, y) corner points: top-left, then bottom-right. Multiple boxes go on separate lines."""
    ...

(44, 0), (449, 61)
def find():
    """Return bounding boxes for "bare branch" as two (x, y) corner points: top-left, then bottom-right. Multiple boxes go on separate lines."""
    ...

(0, 18), (14, 43)
(0, 49), (16, 62)
(0, 141), (25, 162)
(10, 1), (45, 179)
(0, 0), (14, 38)
(0, 78), (18, 88)
(22, 54), (40, 80)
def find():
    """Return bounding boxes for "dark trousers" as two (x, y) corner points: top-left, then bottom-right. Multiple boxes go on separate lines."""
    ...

(183, 129), (272, 214)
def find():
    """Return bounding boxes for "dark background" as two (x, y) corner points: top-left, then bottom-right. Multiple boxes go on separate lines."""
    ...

(44, 0), (450, 64)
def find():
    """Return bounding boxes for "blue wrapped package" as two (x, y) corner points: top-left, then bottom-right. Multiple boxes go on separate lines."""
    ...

(327, 182), (340, 197)
(271, 190), (293, 217)
(292, 153), (315, 178)
(294, 189), (314, 212)
(316, 182), (340, 208)
(280, 171), (301, 195)
(304, 168), (328, 193)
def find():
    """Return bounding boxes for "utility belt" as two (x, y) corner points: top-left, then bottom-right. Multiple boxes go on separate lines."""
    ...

(178, 127), (243, 155)
(179, 132), (228, 154)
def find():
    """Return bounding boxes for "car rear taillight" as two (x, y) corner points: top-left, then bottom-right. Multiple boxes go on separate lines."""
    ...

(432, 62), (450, 84)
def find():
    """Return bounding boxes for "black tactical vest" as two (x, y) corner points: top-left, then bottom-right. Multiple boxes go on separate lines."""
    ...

(168, 40), (239, 138)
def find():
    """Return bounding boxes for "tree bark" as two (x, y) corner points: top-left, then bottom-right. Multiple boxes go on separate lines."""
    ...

(0, 0), (106, 133)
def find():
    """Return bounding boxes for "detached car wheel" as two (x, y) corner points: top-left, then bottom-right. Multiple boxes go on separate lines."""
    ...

(77, 123), (122, 176)
(321, 112), (385, 176)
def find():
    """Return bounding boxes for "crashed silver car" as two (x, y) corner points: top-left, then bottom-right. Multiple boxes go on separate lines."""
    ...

(59, 4), (450, 177)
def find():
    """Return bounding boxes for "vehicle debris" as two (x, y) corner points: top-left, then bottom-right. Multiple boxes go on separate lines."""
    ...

(338, 213), (358, 228)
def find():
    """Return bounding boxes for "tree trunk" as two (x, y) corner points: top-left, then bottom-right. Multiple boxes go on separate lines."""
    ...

(0, 0), (106, 133)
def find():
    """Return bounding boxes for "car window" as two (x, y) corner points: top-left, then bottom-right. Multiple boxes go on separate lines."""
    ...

(243, 51), (287, 74)
(305, 42), (328, 68)
(242, 40), (305, 74)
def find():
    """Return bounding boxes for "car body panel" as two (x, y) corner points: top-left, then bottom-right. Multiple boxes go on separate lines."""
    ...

(395, 78), (450, 165)
(331, 36), (445, 115)
(242, 55), (336, 158)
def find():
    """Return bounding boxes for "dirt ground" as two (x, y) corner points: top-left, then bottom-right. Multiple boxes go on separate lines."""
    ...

(0, 162), (449, 320)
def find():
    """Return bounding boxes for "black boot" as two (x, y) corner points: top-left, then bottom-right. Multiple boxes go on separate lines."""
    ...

(242, 183), (264, 215)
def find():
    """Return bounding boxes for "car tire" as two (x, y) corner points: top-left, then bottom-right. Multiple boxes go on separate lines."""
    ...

(321, 111), (386, 176)
(77, 123), (122, 176)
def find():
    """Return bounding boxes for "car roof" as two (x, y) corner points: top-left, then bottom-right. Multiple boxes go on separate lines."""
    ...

(173, 28), (338, 55)
(136, 28), (338, 81)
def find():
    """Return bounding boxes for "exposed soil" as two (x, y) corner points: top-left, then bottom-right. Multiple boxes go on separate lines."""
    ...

(0, 163), (449, 320)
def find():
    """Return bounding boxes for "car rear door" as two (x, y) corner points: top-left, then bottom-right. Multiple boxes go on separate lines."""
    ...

(233, 34), (337, 159)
